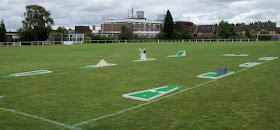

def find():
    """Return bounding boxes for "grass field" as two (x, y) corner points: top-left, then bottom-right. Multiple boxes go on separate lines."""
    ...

(0, 41), (279, 129)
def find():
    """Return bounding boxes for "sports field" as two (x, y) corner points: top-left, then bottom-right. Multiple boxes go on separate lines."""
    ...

(0, 41), (279, 129)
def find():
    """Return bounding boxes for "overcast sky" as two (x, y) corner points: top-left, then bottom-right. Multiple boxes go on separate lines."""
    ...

(1, 0), (280, 31)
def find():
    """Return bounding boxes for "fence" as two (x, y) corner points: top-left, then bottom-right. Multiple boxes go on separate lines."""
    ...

(83, 38), (258, 44)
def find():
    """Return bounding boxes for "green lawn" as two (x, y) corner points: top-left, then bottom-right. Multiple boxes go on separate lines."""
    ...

(0, 41), (279, 129)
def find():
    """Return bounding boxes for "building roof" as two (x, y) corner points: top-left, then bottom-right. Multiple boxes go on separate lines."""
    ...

(235, 22), (276, 32)
(102, 18), (164, 24)
(197, 25), (216, 33)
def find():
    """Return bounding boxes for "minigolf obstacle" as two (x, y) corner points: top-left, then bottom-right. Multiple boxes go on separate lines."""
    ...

(197, 67), (235, 79)
(132, 48), (156, 62)
(217, 67), (227, 76)
(258, 57), (278, 60)
(4, 70), (53, 78)
(221, 54), (248, 56)
(167, 50), (186, 57)
(122, 85), (182, 102)
(81, 59), (117, 68)
(0, 95), (6, 99)
(239, 62), (261, 67)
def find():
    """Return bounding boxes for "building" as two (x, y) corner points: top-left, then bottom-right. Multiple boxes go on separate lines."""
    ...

(277, 27), (280, 34)
(235, 22), (277, 37)
(67, 26), (92, 41)
(101, 11), (164, 39)
(196, 25), (217, 38)
(6, 32), (20, 42)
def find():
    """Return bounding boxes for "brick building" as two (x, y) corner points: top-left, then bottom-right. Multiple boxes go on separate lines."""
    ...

(196, 25), (217, 38)
(101, 11), (164, 39)
(235, 22), (277, 37)
(101, 18), (164, 39)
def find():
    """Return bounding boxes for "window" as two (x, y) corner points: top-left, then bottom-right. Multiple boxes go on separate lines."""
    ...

(77, 34), (84, 41)
(157, 25), (160, 31)
(143, 24), (146, 31)
(70, 35), (76, 41)
(133, 24), (135, 31)
(153, 24), (156, 31)
(148, 24), (151, 31)
(138, 24), (141, 31)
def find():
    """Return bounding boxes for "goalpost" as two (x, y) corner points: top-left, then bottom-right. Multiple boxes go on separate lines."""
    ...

(256, 34), (280, 42)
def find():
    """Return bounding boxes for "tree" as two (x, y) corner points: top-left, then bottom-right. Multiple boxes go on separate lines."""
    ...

(163, 10), (174, 39)
(250, 29), (256, 38)
(174, 22), (193, 39)
(57, 26), (68, 41)
(217, 20), (235, 39)
(157, 32), (166, 39)
(18, 4), (54, 41)
(245, 28), (251, 38)
(119, 25), (133, 40)
(85, 32), (95, 40)
(50, 26), (68, 41)
(0, 19), (7, 42)
(259, 29), (271, 40)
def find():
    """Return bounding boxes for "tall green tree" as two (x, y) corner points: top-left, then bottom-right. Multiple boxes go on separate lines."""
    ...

(57, 26), (68, 41)
(164, 10), (174, 39)
(0, 19), (7, 42)
(245, 28), (251, 38)
(119, 25), (133, 40)
(18, 4), (54, 41)
(217, 20), (235, 39)
(174, 22), (193, 39)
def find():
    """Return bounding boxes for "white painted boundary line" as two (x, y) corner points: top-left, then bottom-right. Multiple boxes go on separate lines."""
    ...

(73, 60), (271, 127)
(0, 107), (79, 130)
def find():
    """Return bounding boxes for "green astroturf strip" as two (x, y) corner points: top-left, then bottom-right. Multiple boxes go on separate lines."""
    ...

(177, 51), (184, 56)
(4, 70), (52, 78)
(203, 71), (235, 78)
(197, 71), (235, 79)
(220, 54), (248, 56)
(259, 57), (278, 60)
(123, 85), (182, 101)
(81, 63), (116, 68)
(239, 62), (261, 67)
(130, 92), (160, 99)
(132, 58), (156, 62)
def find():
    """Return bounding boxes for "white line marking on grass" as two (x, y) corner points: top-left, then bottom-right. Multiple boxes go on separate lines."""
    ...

(74, 60), (272, 127)
(0, 107), (80, 130)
